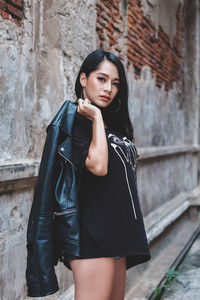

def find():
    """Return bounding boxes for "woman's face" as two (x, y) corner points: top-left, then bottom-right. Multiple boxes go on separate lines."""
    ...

(80, 60), (120, 108)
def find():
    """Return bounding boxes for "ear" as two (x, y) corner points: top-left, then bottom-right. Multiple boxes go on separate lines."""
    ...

(80, 72), (87, 88)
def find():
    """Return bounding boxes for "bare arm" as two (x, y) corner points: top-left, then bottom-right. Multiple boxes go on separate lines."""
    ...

(77, 98), (108, 176)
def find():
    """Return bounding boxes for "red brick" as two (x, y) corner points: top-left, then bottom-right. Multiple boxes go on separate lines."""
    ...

(6, 3), (23, 19)
(11, 0), (23, 7)
(0, 8), (9, 19)
(104, 0), (111, 10)
(0, 0), (6, 7)
(96, 0), (183, 91)
(0, 0), (23, 20)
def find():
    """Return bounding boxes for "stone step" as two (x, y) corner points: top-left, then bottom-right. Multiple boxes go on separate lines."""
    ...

(163, 234), (200, 299)
(124, 212), (200, 300)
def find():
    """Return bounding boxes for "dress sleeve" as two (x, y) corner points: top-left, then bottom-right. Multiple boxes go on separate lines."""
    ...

(72, 112), (93, 171)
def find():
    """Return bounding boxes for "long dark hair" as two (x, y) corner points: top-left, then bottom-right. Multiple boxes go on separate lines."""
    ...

(75, 49), (134, 141)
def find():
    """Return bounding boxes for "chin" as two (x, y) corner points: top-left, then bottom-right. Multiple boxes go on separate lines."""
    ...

(92, 100), (110, 108)
(99, 99), (113, 107)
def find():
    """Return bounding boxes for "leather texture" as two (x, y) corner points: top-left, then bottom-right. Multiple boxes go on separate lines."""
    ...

(26, 100), (80, 297)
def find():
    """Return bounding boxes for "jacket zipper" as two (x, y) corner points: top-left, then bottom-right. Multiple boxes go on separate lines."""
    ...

(58, 150), (78, 172)
(54, 208), (77, 217)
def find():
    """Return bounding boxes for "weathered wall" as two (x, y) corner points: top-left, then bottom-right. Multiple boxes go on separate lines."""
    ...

(0, 0), (97, 299)
(32, 0), (97, 158)
(96, 0), (185, 145)
(96, 0), (200, 216)
(0, 0), (200, 299)
(0, 0), (96, 161)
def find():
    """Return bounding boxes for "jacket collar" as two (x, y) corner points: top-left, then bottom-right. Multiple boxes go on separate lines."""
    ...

(47, 100), (78, 169)
(48, 100), (78, 136)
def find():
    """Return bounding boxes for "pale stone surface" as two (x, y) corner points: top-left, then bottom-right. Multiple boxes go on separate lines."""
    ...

(0, 0), (96, 299)
(125, 216), (200, 300)
(0, 160), (40, 182)
(137, 152), (198, 215)
(0, 190), (33, 299)
(143, 185), (200, 243)
(163, 235), (200, 299)
(138, 144), (200, 160)
(128, 63), (199, 214)
(164, 288), (200, 300)
(31, 0), (97, 157)
(128, 66), (186, 147)
(141, 0), (182, 38)
(0, 0), (96, 162)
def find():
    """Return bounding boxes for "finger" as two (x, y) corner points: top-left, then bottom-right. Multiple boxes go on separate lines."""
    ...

(78, 98), (84, 111)
(78, 98), (84, 105)
(84, 98), (91, 105)
(78, 98), (84, 103)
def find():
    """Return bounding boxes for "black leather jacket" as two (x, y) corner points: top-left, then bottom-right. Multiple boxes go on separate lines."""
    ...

(26, 100), (80, 297)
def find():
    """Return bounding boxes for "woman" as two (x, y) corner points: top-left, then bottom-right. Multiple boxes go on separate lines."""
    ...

(68, 49), (151, 300)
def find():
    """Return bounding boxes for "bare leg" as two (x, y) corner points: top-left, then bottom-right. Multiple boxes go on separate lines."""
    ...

(69, 257), (116, 300)
(110, 256), (127, 300)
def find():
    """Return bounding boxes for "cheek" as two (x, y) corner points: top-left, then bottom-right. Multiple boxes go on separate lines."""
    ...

(113, 88), (118, 97)
(86, 82), (96, 96)
(91, 80), (101, 93)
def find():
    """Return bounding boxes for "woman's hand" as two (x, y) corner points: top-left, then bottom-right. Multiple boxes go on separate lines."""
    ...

(77, 98), (101, 121)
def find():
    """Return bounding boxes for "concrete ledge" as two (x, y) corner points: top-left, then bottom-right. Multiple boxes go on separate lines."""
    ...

(138, 144), (200, 160)
(0, 143), (199, 184)
(0, 160), (40, 182)
(0, 160), (40, 193)
(144, 185), (200, 243)
(187, 185), (200, 206)
(0, 144), (199, 192)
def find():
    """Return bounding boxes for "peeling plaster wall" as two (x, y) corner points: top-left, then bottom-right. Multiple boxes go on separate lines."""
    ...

(0, 190), (36, 299)
(31, 0), (96, 158)
(141, 0), (183, 38)
(182, 0), (200, 145)
(0, 1), (35, 161)
(137, 152), (198, 215)
(128, 66), (185, 147)
(128, 65), (199, 215)
(0, 0), (97, 299)
(0, 0), (96, 162)
(96, 0), (199, 214)
(126, 0), (200, 214)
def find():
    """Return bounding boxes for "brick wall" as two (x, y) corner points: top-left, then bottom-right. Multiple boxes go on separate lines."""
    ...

(0, 0), (23, 25)
(96, 0), (184, 91)
(96, 0), (124, 60)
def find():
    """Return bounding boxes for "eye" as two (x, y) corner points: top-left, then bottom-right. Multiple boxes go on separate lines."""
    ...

(97, 77), (106, 82)
(112, 82), (119, 88)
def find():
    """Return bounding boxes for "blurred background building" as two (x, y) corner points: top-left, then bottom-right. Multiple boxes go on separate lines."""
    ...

(0, 0), (200, 299)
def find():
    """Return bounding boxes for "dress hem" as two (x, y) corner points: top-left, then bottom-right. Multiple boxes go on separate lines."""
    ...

(62, 251), (151, 271)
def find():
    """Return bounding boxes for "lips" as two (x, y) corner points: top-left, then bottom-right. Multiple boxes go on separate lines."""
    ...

(100, 95), (110, 101)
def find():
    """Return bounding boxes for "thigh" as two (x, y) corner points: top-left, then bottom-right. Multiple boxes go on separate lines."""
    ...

(69, 257), (116, 300)
(110, 256), (127, 300)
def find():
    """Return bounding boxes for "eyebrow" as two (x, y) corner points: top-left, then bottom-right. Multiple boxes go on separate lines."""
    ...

(97, 72), (120, 81)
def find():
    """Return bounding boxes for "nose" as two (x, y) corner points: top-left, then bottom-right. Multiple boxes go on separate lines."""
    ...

(104, 80), (112, 93)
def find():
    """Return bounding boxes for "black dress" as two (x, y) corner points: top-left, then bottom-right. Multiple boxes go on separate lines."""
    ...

(69, 112), (150, 269)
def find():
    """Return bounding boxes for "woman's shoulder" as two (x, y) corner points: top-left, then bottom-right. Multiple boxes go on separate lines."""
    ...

(74, 111), (92, 127)
(72, 111), (92, 139)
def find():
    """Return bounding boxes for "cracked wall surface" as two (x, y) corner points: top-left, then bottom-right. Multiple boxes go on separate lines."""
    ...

(0, 0), (96, 161)
(0, 0), (97, 298)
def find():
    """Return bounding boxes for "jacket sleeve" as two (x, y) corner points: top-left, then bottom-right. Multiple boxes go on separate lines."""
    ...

(26, 124), (61, 297)
(72, 112), (92, 171)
